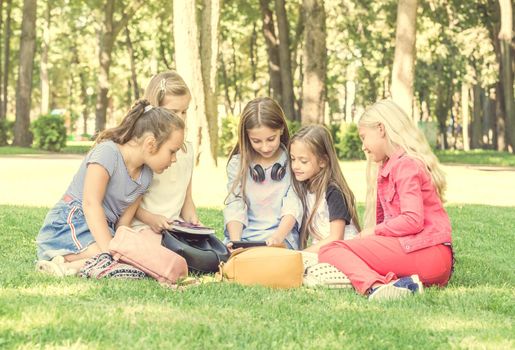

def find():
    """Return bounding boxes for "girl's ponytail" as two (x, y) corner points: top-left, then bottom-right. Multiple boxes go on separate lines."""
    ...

(95, 99), (184, 148)
(96, 100), (150, 144)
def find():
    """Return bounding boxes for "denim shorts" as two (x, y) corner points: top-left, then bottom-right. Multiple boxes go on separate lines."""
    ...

(36, 198), (115, 260)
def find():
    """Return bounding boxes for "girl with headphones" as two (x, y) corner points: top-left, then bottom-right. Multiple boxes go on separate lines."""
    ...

(223, 97), (301, 250)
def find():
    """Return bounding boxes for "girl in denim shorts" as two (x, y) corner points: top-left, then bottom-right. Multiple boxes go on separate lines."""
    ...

(35, 99), (185, 277)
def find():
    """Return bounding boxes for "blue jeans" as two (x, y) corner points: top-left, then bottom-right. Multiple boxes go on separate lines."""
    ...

(36, 199), (115, 260)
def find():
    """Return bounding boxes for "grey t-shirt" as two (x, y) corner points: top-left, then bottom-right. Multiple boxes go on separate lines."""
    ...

(65, 140), (153, 225)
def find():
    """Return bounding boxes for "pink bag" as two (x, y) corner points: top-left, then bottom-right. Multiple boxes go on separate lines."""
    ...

(109, 226), (188, 285)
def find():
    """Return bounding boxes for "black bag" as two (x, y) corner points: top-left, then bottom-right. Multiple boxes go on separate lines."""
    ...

(161, 230), (230, 274)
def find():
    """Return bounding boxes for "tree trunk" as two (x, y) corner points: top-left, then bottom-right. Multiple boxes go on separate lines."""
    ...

(220, 53), (233, 115)
(0, 0), (4, 119)
(80, 70), (89, 138)
(173, 0), (215, 166)
(1, 0), (12, 120)
(471, 84), (483, 149)
(461, 82), (470, 151)
(94, 0), (115, 133)
(390, 0), (417, 118)
(40, 0), (51, 115)
(435, 77), (449, 150)
(13, 0), (37, 147)
(274, 0), (297, 120)
(301, 0), (326, 124)
(482, 88), (492, 147)
(498, 0), (514, 152)
(230, 38), (242, 110)
(94, 0), (143, 133)
(495, 82), (506, 150)
(291, 2), (304, 81)
(259, 0), (282, 105)
(200, 0), (220, 166)
(125, 26), (139, 101)
(250, 21), (258, 97)
(345, 80), (356, 123)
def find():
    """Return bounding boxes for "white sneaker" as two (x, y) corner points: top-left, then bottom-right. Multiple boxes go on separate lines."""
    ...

(301, 251), (319, 270)
(303, 263), (352, 289)
(35, 256), (77, 277)
(368, 275), (424, 301)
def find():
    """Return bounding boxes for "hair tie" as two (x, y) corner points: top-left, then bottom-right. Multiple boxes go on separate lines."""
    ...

(144, 105), (153, 113)
(160, 79), (166, 92)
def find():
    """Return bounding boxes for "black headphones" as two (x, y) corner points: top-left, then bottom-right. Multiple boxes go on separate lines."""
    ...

(249, 145), (288, 183)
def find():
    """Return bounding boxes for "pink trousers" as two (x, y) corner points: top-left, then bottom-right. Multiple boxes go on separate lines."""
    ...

(318, 236), (453, 295)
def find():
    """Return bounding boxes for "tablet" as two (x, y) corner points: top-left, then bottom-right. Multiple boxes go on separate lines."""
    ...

(230, 241), (267, 249)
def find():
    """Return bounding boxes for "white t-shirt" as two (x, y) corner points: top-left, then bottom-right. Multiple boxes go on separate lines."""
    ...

(306, 184), (358, 244)
(131, 141), (194, 230)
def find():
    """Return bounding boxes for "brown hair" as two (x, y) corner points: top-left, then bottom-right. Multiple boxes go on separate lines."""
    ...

(144, 70), (190, 106)
(95, 99), (184, 149)
(226, 97), (290, 203)
(290, 124), (361, 249)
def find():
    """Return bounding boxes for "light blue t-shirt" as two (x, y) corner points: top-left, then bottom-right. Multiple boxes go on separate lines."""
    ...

(223, 148), (301, 249)
(65, 140), (153, 225)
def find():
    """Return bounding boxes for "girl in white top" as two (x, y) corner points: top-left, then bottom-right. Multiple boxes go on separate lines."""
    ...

(224, 97), (301, 249)
(290, 124), (361, 253)
(131, 71), (198, 232)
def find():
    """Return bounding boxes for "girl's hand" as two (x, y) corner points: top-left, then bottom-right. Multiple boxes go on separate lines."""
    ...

(226, 241), (235, 253)
(266, 236), (284, 247)
(147, 214), (171, 233)
(181, 211), (200, 226)
(359, 227), (375, 238)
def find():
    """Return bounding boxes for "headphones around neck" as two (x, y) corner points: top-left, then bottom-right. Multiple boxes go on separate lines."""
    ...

(249, 145), (288, 183)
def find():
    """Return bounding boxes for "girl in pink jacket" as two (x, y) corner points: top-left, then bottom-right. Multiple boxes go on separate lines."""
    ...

(319, 99), (453, 300)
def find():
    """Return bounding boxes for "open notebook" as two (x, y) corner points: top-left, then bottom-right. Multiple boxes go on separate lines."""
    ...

(170, 220), (215, 235)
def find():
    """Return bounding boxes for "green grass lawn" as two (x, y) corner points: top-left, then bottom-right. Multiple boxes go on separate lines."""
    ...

(435, 149), (515, 167)
(0, 142), (93, 156)
(2, 144), (515, 168)
(0, 205), (513, 349)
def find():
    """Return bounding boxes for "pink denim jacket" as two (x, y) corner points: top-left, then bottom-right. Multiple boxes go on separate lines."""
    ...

(374, 149), (452, 253)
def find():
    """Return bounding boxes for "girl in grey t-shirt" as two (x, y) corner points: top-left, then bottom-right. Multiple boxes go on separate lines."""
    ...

(35, 100), (185, 277)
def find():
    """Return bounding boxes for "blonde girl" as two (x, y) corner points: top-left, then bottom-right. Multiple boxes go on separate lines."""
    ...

(131, 71), (199, 232)
(290, 124), (361, 254)
(319, 99), (453, 300)
(36, 100), (185, 276)
(224, 97), (301, 249)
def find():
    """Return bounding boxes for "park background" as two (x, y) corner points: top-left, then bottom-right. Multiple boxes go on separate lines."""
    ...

(0, 0), (514, 349)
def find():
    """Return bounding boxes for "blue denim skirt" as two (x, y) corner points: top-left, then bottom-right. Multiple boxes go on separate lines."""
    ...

(36, 198), (115, 260)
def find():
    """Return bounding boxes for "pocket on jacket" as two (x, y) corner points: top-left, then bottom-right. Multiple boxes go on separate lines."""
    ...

(384, 185), (396, 202)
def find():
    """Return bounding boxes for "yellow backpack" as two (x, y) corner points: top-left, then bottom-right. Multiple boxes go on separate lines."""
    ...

(217, 246), (303, 289)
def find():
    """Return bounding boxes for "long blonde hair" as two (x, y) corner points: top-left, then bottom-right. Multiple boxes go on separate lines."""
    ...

(225, 97), (290, 204)
(144, 71), (190, 106)
(290, 125), (361, 249)
(359, 99), (447, 228)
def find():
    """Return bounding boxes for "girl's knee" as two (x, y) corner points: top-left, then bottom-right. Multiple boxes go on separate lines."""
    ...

(318, 240), (349, 261)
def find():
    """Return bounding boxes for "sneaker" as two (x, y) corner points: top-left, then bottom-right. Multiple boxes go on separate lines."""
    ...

(79, 253), (146, 280)
(301, 251), (319, 271)
(303, 263), (352, 289)
(78, 253), (114, 278)
(35, 256), (77, 277)
(368, 275), (424, 301)
(99, 262), (146, 280)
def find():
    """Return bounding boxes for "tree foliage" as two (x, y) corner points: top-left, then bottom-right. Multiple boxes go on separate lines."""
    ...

(0, 0), (510, 156)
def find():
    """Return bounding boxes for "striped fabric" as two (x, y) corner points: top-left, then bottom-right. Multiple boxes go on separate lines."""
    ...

(79, 253), (146, 280)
